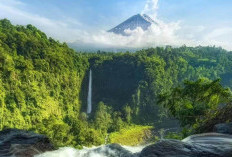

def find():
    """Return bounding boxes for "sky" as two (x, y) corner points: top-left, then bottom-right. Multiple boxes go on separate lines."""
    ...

(0, 0), (232, 50)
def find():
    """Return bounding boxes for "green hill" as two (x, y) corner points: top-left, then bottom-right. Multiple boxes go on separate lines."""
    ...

(0, 19), (232, 147)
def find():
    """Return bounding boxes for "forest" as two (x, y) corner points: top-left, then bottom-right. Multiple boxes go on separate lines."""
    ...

(0, 19), (232, 147)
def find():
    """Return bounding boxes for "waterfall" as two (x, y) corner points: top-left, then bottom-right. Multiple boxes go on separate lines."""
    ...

(87, 69), (92, 114)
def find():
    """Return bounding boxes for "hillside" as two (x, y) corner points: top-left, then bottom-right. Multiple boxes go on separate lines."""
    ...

(0, 19), (232, 147)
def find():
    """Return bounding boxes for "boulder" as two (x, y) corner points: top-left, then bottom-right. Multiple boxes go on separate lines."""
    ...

(0, 129), (55, 157)
(140, 133), (232, 157)
(214, 122), (232, 134)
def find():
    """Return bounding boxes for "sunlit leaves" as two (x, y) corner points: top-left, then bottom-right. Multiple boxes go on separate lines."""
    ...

(158, 79), (232, 127)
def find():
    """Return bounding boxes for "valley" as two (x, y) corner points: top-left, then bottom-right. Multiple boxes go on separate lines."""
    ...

(0, 19), (232, 156)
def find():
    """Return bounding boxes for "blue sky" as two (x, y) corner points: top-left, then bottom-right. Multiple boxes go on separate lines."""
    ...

(6, 0), (232, 29)
(0, 0), (232, 50)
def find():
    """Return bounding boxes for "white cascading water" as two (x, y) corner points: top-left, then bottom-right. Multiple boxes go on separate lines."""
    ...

(34, 133), (232, 157)
(87, 69), (92, 114)
(35, 145), (144, 157)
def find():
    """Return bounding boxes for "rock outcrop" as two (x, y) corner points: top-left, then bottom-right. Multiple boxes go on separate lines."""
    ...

(92, 144), (135, 157)
(0, 129), (55, 157)
(140, 133), (232, 157)
(1, 129), (232, 157)
(214, 122), (232, 134)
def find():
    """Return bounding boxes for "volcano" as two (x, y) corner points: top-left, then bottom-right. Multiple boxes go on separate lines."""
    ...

(108, 14), (157, 36)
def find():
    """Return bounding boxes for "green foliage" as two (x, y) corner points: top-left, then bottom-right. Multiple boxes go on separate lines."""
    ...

(109, 125), (153, 146)
(0, 19), (92, 147)
(158, 79), (232, 127)
(94, 101), (112, 133)
(123, 104), (132, 123)
(35, 116), (73, 147)
(195, 103), (232, 134)
(165, 132), (183, 140)
(1, 19), (232, 147)
(88, 46), (232, 125)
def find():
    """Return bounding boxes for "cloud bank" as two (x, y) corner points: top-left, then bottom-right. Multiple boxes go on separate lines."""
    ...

(0, 0), (232, 51)
(71, 0), (195, 49)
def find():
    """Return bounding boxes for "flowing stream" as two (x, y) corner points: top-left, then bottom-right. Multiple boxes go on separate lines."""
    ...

(87, 69), (92, 114)
(35, 144), (144, 157)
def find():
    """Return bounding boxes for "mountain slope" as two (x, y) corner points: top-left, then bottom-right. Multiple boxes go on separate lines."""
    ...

(108, 14), (157, 36)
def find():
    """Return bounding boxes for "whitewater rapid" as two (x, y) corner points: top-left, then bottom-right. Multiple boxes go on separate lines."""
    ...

(35, 144), (145, 157)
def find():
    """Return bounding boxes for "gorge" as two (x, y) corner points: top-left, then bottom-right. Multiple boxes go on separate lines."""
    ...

(0, 19), (232, 156)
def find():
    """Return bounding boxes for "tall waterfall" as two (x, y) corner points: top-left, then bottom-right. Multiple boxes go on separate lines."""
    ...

(87, 69), (92, 114)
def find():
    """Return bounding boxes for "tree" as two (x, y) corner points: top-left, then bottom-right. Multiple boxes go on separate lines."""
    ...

(123, 104), (132, 123)
(158, 79), (232, 127)
(94, 102), (112, 133)
(110, 111), (124, 132)
(36, 116), (72, 147)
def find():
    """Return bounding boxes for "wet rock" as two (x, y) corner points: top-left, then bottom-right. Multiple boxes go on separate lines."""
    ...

(0, 129), (55, 157)
(140, 133), (232, 157)
(214, 122), (232, 134)
(91, 143), (134, 157)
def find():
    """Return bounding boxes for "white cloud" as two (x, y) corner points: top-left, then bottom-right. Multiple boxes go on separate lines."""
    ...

(71, 0), (189, 49)
(71, 0), (232, 51)
(74, 21), (183, 48)
(0, 0), (232, 51)
(201, 27), (232, 50)
(0, 0), (83, 42)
